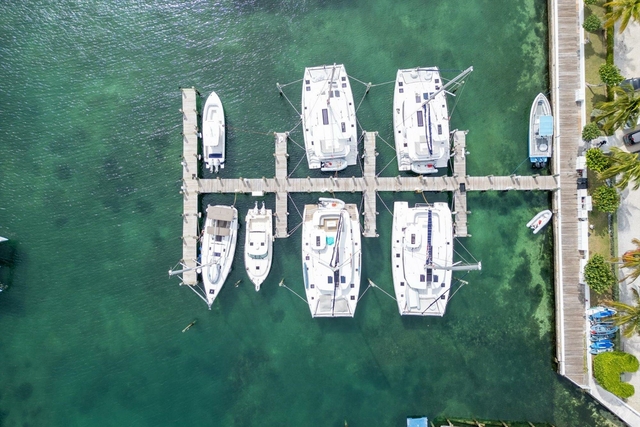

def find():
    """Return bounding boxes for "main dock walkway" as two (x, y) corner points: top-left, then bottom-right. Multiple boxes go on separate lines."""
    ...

(549, 0), (588, 388)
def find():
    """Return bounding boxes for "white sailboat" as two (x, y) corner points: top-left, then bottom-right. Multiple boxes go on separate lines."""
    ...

(301, 198), (362, 317)
(244, 202), (273, 291)
(202, 90), (225, 173)
(391, 202), (480, 316)
(200, 205), (238, 308)
(529, 93), (553, 169)
(301, 64), (358, 172)
(393, 66), (473, 174)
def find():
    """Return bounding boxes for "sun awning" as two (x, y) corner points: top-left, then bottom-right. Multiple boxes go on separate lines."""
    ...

(540, 115), (553, 136)
(207, 206), (235, 221)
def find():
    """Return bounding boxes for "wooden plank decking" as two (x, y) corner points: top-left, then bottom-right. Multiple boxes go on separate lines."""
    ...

(550, 0), (588, 387)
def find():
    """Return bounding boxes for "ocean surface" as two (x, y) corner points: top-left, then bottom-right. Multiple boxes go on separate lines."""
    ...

(0, 1), (623, 426)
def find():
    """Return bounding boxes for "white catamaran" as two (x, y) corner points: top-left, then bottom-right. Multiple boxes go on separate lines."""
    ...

(244, 202), (273, 291)
(301, 64), (358, 172)
(393, 66), (473, 174)
(202, 90), (225, 173)
(301, 198), (362, 317)
(200, 205), (238, 308)
(391, 202), (480, 316)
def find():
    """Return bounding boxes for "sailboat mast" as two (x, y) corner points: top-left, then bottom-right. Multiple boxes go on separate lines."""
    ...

(421, 66), (474, 106)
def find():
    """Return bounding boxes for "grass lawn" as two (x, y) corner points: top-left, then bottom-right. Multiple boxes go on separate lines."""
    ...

(583, 4), (608, 120)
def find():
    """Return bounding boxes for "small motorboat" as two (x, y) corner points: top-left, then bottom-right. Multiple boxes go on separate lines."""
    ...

(526, 209), (552, 234)
(589, 307), (617, 322)
(590, 339), (614, 350)
(591, 324), (619, 334)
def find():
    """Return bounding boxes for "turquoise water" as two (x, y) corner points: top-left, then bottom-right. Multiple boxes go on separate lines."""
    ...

(0, 1), (623, 426)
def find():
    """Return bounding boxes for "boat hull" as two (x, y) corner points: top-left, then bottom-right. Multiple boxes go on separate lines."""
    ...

(200, 205), (238, 308)
(391, 201), (454, 316)
(528, 93), (553, 168)
(526, 209), (552, 234)
(301, 198), (362, 317)
(203, 91), (225, 173)
(301, 65), (358, 171)
(244, 203), (273, 291)
(393, 67), (450, 174)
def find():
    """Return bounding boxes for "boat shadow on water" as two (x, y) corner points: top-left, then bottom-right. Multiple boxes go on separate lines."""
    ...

(0, 239), (19, 292)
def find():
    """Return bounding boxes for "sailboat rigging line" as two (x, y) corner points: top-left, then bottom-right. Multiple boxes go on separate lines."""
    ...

(287, 153), (307, 177)
(376, 156), (397, 177)
(376, 192), (394, 216)
(287, 193), (304, 220)
(186, 283), (209, 305)
(511, 156), (530, 175)
(368, 280), (397, 301)
(453, 237), (481, 264)
(447, 73), (469, 118)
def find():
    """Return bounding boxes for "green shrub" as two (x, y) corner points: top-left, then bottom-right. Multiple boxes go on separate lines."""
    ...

(585, 147), (611, 172)
(582, 122), (602, 142)
(585, 254), (617, 294)
(599, 63), (624, 86)
(583, 14), (602, 33)
(592, 185), (620, 213)
(593, 351), (639, 398)
(584, 0), (598, 4)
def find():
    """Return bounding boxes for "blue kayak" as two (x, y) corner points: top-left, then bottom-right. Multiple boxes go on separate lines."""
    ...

(589, 308), (617, 321)
(590, 339), (614, 350)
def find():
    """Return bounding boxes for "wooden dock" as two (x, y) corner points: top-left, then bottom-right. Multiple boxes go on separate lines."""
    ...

(179, 88), (200, 285)
(549, 0), (588, 388)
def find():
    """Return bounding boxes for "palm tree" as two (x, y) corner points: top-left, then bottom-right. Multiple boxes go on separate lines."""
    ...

(593, 86), (640, 134)
(604, 0), (640, 33)
(616, 238), (640, 283)
(606, 287), (640, 337)
(598, 147), (640, 190)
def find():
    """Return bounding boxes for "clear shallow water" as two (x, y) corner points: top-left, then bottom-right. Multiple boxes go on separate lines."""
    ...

(0, 1), (623, 426)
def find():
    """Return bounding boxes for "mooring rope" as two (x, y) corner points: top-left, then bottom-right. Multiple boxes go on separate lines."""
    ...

(278, 279), (307, 303)
(511, 157), (530, 175)
(376, 133), (396, 152)
(225, 125), (272, 136)
(288, 119), (303, 134)
(276, 83), (301, 116)
(277, 79), (303, 88)
(376, 192), (393, 216)
(287, 135), (306, 151)
(288, 154), (307, 177)
(288, 220), (304, 236)
(288, 193), (304, 220)
(376, 156), (397, 177)
(367, 279), (397, 301)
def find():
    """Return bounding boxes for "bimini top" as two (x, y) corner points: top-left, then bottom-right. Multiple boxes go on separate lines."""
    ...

(539, 115), (553, 136)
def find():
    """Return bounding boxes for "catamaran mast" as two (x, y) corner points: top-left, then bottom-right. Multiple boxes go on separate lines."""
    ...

(421, 66), (474, 106)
